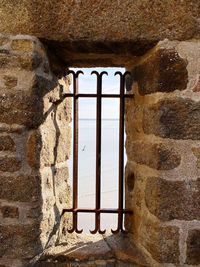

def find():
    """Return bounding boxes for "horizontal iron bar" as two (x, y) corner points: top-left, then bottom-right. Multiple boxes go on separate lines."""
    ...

(57, 93), (134, 98)
(62, 208), (133, 214)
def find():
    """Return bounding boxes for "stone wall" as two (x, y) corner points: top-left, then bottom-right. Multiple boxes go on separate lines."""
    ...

(1, 1), (200, 68)
(1, 32), (200, 267)
(0, 1), (200, 44)
(0, 34), (72, 267)
(125, 40), (200, 266)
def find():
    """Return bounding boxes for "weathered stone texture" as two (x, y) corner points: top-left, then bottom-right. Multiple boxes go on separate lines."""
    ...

(39, 117), (71, 167)
(0, 156), (21, 172)
(143, 98), (200, 140)
(1, 206), (19, 218)
(0, 224), (42, 260)
(133, 49), (188, 95)
(36, 233), (149, 266)
(0, 34), (72, 266)
(39, 165), (70, 220)
(54, 167), (71, 206)
(104, 234), (148, 266)
(124, 40), (200, 266)
(0, 91), (42, 127)
(0, 1), (199, 67)
(145, 177), (200, 221)
(32, 74), (57, 98)
(193, 77), (200, 92)
(3, 75), (18, 88)
(192, 147), (200, 168)
(0, 1), (200, 54)
(26, 205), (42, 220)
(0, 135), (15, 151)
(56, 96), (72, 124)
(140, 221), (179, 263)
(186, 229), (200, 265)
(0, 51), (42, 71)
(0, 37), (9, 47)
(11, 39), (35, 52)
(125, 164), (135, 193)
(0, 75), (57, 129)
(0, 175), (40, 202)
(126, 140), (181, 170)
(26, 131), (40, 168)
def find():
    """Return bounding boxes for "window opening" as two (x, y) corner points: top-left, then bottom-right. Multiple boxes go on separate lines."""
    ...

(61, 68), (133, 234)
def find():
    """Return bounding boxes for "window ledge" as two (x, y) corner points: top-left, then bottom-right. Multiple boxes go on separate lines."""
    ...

(35, 233), (149, 266)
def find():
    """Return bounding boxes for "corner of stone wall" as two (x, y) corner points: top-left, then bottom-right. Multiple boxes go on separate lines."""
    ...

(125, 39), (200, 266)
(0, 33), (72, 267)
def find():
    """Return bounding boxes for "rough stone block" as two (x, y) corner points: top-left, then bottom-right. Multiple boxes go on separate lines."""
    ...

(145, 177), (200, 221)
(3, 75), (18, 88)
(0, 52), (42, 71)
(0, 224), (41, 259)
(56, 125), (71, 163)
(21, 52), (43, 71)
(0, 91), (41, 128)
(104, 234), (148, 266)
(26, 205), (42, 219)
(11, 39), (35, 52)
(38, 128), (55, 168)
(0, 157), (21, 172)
(143, 98), (200, 140)
(126, 140), (181, 170)
(186, 229), (200, 265)
(0, 136), (15, 151)
(39, 123), (71, 167)
(32, 74), (57, 98)
(0, 85), (54, 128)
(39, 234), (112, 262)
(54, 166), (71, 206)
(1, 206), (19, 218)
(0, 37), (10, 47)
(26, 131), (40, 169)
(133, 49), (188, 94)
(0, 174), (40, 202)
(1, 1), (200, 62)
(56, 97), (72, 124)
(192, 147), (200, 168)
(140, 221), (179, 263)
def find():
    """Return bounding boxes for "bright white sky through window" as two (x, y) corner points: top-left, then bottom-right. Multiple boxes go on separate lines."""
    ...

(68, 67), (127, 231)
(70, 67), (125, 119)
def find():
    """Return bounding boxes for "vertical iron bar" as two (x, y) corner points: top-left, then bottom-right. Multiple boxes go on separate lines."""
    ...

(68, 71), (83, 234)
(111, 72), (127, 234)
(73, 74), (78, 211)
(90, 71), (107, 234)
(96, 75), (102, 233)
(118, 74), (125, 230)
(96, 76), (102, 214)
(90, 72), (102, 234)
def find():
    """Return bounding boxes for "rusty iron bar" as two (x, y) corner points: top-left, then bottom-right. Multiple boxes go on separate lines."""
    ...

(67, 70), (83, 234)
(62, 208), (133, 215)
(111, 71), (131, 234)
(90, 71), (108, 234)
(62, 70), (133, 234)
(51, 93), (133, 101)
